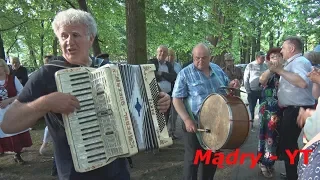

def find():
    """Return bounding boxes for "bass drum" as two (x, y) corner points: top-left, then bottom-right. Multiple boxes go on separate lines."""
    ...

(198, 93), (250, 151)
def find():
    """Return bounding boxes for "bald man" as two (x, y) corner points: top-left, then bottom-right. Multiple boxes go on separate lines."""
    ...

(172, 43), (239, 180)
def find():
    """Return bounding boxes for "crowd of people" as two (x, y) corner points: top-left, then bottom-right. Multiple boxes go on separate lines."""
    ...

(0, 7), (319, 180)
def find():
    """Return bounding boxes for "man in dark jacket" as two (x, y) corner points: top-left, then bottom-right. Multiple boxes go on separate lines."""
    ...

(10, 57), (28, 86)
(148, 45), (177, 94)
(148, 45), (177, 123)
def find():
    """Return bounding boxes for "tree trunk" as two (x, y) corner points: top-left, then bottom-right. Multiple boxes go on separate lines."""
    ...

(269, 31), (274, 49)
(125, 0), (147, 64)
(243, 37), (250, 63)
(0, 33), (5, 60)
(277, 30), (281, 47)
(251, 37), (256, 62)
(40, 20), (45, 65)
(256, 25), (261, 52)
(77, 0), (101, 56)
(53, 37), (58, 56)
(29, 49), (38, 68)
(239, 36), (244, 63)
(304, 36), (308, 53)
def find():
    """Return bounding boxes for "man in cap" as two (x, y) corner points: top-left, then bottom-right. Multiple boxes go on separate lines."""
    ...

(243, 51), (268, 129)
(222, 53), (243, 97)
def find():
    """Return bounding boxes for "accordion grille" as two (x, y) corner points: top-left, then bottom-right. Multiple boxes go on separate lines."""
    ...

(149, 78), (165, 132)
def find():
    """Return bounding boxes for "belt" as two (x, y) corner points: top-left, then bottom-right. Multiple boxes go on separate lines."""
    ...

(283, 105), (314, 109)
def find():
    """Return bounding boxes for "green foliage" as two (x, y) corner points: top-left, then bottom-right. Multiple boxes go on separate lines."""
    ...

(0, 0), (319, 67)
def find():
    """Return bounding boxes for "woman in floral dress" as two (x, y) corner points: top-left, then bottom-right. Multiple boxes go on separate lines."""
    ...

(257, 48), (283, 178)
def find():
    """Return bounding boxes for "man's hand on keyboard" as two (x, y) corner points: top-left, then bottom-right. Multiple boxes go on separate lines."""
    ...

(157, 92), (171, 113)
(45, 92), (80, 114)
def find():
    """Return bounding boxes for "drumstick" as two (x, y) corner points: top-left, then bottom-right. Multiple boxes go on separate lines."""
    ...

(197, 129), (211, 133)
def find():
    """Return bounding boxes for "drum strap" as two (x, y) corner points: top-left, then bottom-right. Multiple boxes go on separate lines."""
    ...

(183, 99), (208, 150)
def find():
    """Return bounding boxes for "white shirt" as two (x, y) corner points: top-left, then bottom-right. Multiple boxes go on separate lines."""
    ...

(278, 53), (315, 106)
(158, 62), (172, 93)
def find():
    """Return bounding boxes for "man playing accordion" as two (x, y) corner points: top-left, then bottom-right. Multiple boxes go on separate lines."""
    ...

(0, 8), (171, 180)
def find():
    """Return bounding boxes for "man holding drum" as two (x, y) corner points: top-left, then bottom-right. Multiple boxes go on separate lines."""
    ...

(172, 43), (240, 180)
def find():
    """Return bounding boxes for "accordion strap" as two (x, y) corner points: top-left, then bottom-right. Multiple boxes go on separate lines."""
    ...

(44, 57), (105, 69)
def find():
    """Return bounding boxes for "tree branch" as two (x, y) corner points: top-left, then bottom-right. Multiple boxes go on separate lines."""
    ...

(65, 0), (77, 8)
(98, 38), (104, 43)
(0, 20), (28, 32)
(6, 26), (22, 55)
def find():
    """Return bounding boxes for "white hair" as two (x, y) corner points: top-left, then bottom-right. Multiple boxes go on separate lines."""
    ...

(157, 45), (168, 51)
(52, 8), (97, 37)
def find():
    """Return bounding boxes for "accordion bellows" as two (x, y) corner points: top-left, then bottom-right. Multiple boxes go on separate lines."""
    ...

(55, 64), (173, 172)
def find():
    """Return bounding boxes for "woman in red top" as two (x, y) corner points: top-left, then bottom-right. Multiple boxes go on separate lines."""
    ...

(0, 59), (32, 164)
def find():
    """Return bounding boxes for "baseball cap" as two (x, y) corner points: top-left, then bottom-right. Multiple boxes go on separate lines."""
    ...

(224, 53), (234, 61)
(255, 51), (266, 57)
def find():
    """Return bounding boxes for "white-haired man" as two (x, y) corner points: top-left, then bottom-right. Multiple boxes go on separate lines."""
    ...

(0, 8), (171, 180)
(148, 45), (177, 123)
(10, 57), (28, 86)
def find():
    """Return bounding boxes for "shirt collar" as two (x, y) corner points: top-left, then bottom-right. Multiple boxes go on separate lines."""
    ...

(286, 53), (302, 64)
(158, 59), (166, 65)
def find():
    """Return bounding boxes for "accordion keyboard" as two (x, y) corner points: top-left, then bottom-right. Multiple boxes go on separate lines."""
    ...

(54, 64), (172, 173)
(55, 68), (132, 172)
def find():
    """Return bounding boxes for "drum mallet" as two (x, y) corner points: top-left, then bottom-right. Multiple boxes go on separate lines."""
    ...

(197, 129), (211, 133)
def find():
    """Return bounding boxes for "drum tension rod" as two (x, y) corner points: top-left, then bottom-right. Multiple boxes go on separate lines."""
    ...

(197, 129), (211, 133)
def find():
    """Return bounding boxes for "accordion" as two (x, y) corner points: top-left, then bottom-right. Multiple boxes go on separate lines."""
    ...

(54, 63), (173, 172)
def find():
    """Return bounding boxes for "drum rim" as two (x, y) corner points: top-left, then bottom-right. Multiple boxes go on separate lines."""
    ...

(198, 93), (233, 151)
(221, 95), (251, 150)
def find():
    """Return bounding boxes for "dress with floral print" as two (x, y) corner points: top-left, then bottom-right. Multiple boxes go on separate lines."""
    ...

(257, 73), (281, 167)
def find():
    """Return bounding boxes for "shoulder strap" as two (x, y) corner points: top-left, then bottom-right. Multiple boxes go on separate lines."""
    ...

(44, 60), (72, 69)
(92, 57), (105, 68)
(44, 57), (106, 69)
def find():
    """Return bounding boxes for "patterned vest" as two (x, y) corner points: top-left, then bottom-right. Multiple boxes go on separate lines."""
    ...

(0, 75), (17, 101)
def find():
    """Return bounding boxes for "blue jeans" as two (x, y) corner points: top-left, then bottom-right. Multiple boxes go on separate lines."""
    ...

(247, 90), (262, 121)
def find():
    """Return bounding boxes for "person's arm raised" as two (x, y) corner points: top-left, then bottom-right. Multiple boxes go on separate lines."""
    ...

(259, 69), (272, 86)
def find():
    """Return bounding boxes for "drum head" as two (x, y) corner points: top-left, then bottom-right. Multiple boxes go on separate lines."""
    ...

(198, 94), (230, 151)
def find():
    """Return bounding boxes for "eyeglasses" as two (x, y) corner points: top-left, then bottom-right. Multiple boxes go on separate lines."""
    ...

(194, 56), (209, 61)
(270, 55), (282, 59)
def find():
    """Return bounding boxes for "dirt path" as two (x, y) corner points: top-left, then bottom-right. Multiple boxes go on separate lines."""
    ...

(0, 117), (234, 180)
